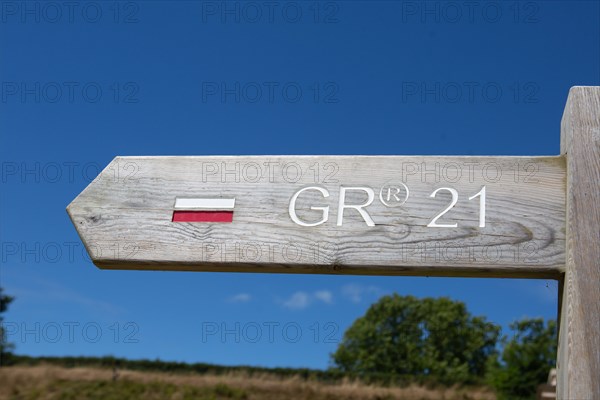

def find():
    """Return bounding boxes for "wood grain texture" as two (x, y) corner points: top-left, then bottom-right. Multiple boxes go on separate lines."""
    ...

(67, 155), (566, 277)
(557, 86), (600, 398)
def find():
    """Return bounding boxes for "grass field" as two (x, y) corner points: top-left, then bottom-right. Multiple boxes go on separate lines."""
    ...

(0, 365), (496, 400)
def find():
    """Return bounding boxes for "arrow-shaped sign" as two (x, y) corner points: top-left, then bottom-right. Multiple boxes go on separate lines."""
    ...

(67, 155), (565, 277)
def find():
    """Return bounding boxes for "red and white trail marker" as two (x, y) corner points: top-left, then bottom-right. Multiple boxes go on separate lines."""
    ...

(172, 198), (235, 223)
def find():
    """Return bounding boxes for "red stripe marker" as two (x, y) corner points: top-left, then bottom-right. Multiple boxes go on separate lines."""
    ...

(172, 198), (235, 223)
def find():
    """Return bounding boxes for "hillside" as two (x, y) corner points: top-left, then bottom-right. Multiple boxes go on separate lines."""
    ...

(0, 364), (496, 400)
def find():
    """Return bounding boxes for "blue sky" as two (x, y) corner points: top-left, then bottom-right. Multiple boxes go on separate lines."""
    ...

(1, 1), (599, 370)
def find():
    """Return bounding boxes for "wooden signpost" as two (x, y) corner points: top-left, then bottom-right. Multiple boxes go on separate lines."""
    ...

(68, 86), (599, 397)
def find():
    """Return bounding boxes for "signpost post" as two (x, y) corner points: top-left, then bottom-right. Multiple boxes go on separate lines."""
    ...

(556, 87), (599, 398)
(68, 86), (599, 397)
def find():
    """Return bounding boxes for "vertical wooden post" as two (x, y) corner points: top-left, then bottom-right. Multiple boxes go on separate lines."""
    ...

(557, 86), (600, 398)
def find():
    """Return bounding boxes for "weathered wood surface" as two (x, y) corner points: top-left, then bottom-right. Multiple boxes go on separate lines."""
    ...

(557, 86), (600, 398)
(68, 155), (566, 277)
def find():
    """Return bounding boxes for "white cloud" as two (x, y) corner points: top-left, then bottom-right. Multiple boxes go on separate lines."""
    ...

(341, 284), (382, 303)
(280, 290), (334, 310)
(283, 291), (310, 310)
(314, 290), (333, 304)
(228, 293), (252, 303)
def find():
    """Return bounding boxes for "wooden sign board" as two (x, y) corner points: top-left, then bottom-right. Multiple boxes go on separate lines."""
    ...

(67, 155), (565, 278)
(67, 87), (599, 397)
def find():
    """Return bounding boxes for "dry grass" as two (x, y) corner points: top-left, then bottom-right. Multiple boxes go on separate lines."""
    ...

(0, 364), (496, 400)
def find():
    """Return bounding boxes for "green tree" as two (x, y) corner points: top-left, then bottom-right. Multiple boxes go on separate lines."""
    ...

(486, 318), (557, 400)
(330, 294), (500, 385)
(1, 287), (15, 365)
